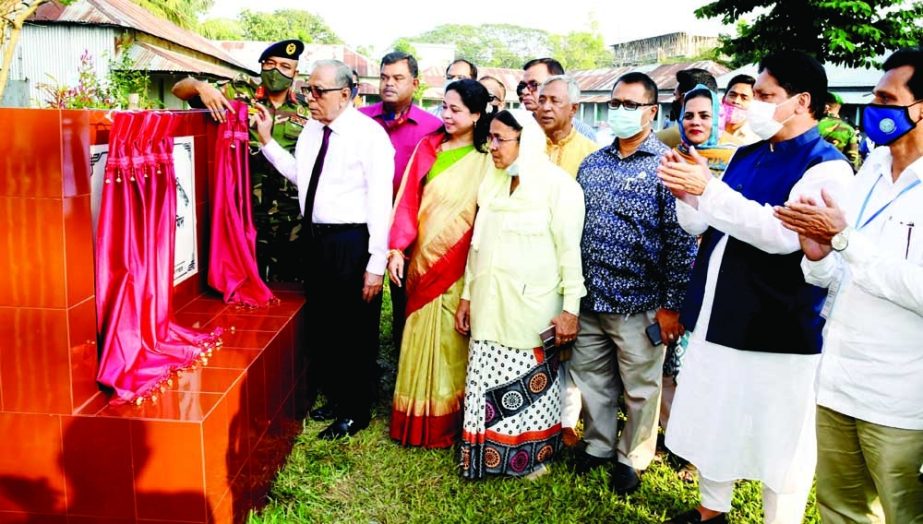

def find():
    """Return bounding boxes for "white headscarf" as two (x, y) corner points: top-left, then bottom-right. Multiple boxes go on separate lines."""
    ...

(503, 109), (554, 178)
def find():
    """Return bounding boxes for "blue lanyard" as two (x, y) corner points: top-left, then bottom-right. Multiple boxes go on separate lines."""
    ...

(854, 175), (921, 230)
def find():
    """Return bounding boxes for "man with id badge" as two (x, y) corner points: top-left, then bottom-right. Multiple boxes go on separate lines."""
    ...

(775, 47), (923, 524)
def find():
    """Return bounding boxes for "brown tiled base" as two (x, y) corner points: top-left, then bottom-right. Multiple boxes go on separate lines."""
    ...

(0, 292), (307, 523)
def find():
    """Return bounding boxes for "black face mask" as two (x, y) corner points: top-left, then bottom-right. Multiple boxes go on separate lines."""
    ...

(669, 99), (682, 122)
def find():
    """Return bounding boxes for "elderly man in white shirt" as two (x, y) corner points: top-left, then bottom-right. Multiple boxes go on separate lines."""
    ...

(255, 59), (394, 439)
(775, 48), (923, 524)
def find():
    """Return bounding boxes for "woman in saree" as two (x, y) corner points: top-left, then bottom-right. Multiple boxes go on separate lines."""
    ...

(387, 79), (495, 448)
(455, 110), (585, 479)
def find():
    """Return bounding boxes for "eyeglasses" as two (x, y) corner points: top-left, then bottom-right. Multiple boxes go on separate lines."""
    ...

(487, 95), (500, 103)
(608, 99), (656, 111)
(301, 85), (347, 98)
(446, 75), (469, 81)
(488, 134), (520, 145)
(524, 80), (540, 92)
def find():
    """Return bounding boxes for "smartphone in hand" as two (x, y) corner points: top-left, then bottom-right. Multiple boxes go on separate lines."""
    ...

(539, 325), (556, 351)
(645, 322), (662, 346)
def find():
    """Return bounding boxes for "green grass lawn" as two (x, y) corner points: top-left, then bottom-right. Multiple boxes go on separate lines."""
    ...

(249, 286), (819, 523)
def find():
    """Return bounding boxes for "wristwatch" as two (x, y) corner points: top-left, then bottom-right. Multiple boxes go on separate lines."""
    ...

(831, 227), (851, 252)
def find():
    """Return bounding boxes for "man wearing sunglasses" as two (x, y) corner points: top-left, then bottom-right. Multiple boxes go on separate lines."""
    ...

(522, 57), (596, 141)
(255, 59), (394, 440)
(172, 39), (310, 284)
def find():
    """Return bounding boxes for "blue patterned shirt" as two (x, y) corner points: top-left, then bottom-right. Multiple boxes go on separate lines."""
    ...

(577, 132), (697, 314)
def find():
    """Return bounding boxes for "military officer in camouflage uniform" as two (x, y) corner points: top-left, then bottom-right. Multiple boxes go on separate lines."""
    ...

(172, 40), (309, 283)
(818, 91), (861, 171)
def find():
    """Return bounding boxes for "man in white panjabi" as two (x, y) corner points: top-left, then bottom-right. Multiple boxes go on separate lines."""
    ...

(656, 51), (853, 524)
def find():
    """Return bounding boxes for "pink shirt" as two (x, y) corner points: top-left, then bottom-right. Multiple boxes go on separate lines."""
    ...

(359, 102), (443, 195)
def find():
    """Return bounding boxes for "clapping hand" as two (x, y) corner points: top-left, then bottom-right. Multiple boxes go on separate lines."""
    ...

(773, 189), (846, 261)
(657, 147), (711, 201)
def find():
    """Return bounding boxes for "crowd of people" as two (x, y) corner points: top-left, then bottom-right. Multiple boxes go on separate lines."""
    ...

(174, 43), (923, 523)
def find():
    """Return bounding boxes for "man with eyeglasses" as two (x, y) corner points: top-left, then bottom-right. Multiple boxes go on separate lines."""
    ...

(522, 57), (596, 141)
(570, 72), (697, 495)
(359, 51), (442, 356)
(172, 39), (310, 284)
(254, 59), (394, 440)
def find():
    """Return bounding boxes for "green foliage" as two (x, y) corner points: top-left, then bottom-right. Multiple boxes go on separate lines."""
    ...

(130, 0), (212, 29)
(696, 0), (923, 68)
(198, 17), (244, 40)
(237, 9), (342, 44)
(550, 30), (613, 70)
(392, 38), (418, 57)
(397, 23), (613, 70)
(36, 50), (114, 108)
(407, 24), (553, 69)
(36, 48), (157, 109)
(108, 48), (156, 109)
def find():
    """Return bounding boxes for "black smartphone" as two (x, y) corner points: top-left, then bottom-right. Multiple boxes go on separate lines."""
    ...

(645, 322), (662, 346)
(539, 325), (556, 351)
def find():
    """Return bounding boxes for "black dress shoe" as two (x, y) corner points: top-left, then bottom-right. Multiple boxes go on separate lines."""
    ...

(310, 404), (336, 422)
(570, 451), (611, 475)
(317, 418), (367, 440)
(610, 461), (641, 495)
(664, 509), (727, 523)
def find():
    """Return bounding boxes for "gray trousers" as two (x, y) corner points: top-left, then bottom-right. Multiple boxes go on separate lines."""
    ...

(570, 310), (664, 469)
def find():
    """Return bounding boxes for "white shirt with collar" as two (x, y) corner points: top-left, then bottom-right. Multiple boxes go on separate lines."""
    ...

(802, 145), (923, 430)
(261, 105), (395, 275)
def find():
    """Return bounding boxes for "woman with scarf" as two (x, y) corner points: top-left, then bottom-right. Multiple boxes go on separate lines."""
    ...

(455, 110), (586, 479)
(387, 79), (495, 448)
(673, 84), (741, 179)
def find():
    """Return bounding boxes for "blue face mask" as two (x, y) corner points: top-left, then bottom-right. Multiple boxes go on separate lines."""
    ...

(862, 102), (921, 145)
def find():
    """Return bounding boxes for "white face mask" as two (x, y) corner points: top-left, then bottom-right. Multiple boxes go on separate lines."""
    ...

(746, 95), (799, 140)
(608, 107), (647, 139)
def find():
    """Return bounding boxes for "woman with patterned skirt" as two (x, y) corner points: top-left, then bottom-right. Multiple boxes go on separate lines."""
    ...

(387, 80), (496, 448)
(455, 110), (586, 478)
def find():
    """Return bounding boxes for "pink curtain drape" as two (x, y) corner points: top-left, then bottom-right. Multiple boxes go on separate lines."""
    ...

(208, 101), (276, 307)
(96, 111), (222, 405)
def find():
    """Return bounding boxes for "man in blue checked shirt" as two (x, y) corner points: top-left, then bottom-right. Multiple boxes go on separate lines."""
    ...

(569, 72), (697, 495)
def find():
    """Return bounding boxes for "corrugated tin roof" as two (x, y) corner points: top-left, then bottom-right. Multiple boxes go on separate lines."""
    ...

(30, 0), (255, 75)
(717, 62), (880, 91)
(572, 61), (731, 96)
(126, 40), (250, 79)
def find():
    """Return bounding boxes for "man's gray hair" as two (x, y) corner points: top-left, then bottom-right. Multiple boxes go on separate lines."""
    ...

(539, 75), (581, 105)
(313, 59), (353, 89)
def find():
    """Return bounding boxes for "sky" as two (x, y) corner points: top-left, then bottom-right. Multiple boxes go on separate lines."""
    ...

(206, 0), (732, 53)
